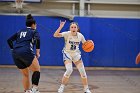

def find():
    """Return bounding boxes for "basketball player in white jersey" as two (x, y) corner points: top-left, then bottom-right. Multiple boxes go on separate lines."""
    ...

(53, 20), (92, 93)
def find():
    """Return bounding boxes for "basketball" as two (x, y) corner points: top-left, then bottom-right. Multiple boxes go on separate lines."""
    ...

(136, 53), (140, 64)
(82, 40), (94, 52)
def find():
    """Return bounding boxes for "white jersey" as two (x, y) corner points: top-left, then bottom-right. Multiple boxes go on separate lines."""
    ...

(61, 31), (86, 53)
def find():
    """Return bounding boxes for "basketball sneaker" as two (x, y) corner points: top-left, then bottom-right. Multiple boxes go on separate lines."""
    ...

(25, 90), (33, 93)
(31, 86), (40, 93)
(58, 84), (65, 93)
(84, 88), (91, 93)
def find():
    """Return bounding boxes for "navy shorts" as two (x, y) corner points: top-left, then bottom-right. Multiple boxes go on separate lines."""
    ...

(12, 48), (35, 69)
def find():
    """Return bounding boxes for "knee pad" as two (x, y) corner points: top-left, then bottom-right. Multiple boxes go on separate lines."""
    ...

(64, 63), (73, 78)
(64, 69), (73, 78)
(32, 71), (40, 86)
(77, 63), (87, 78)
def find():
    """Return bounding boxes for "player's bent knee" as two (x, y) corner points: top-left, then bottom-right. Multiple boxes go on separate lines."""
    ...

(64, 69), (73, 78)
(30, 61), (40, 72)
(34, 66), (40, 72)
(78, 67), (87, 78)
(68, 69), (73, 75)
(21, 69), (29, 77)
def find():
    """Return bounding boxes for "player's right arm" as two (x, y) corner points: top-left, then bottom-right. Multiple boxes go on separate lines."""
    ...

(34, 31), (40, 59)
(53, 20), (66, 38)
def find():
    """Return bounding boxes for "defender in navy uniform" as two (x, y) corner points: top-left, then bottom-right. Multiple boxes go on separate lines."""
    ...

(7, 14), (40, 93)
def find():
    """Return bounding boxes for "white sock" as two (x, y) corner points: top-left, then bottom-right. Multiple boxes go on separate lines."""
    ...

(60, 84), (65, 87)
(25, 90), (30, 92)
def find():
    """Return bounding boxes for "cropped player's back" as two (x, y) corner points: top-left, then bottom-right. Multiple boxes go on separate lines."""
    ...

(14, 28), (35, 49)
(7, 14), (41, 93)
(8, 27), (39, 52)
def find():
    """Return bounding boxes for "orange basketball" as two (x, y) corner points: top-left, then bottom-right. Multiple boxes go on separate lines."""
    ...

(136, 53), (140, 64)
(82, 40), (94, 52)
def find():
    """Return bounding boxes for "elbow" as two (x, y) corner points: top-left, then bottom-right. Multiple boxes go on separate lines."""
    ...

(53, 34), (58, 37)
(53, 34), (56, 37)
(7, 39), (10, 44)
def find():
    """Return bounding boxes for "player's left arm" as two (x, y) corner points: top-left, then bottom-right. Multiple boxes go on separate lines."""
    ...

(81, 33), (93, 44)
(81, 34), (86, 44)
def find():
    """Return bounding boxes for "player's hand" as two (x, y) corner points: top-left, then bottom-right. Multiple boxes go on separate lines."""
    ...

(59, 20), (66, 28)
(11, 49), (13, 52)
(36, 53), (40, 59)
(87, 40), (94, 44)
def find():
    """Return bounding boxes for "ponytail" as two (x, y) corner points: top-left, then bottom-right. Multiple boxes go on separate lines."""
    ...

(26, 14), (36, 27)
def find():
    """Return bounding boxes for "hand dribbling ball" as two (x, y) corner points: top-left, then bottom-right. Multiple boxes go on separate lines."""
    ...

(82, 40), (94, 52)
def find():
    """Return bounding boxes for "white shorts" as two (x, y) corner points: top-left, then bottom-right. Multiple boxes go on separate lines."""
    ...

(62, 50), (82, 62)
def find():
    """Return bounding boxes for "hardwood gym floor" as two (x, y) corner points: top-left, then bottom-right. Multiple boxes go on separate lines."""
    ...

(0, 67), (140, 93)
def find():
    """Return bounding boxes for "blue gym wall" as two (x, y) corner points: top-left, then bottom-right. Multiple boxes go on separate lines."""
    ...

(0, 15), (140, 67)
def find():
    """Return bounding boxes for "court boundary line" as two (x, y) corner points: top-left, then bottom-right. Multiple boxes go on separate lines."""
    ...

(0, 65), (140, 71)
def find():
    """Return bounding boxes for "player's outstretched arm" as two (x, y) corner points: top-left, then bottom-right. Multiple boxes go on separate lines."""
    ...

(53, 20), (66, 38)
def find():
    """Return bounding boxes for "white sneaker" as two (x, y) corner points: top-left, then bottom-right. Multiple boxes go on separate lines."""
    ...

(31, 87), (40, 93)
(25, 90), (33, 93)
(31, 89), (40, 93)
(84, 88), (91, 93)
(58, 85), (65, 93)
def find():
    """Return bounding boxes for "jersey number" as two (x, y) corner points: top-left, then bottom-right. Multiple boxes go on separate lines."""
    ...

(20, 32), (27, 38)
(70, 45), (76, 50)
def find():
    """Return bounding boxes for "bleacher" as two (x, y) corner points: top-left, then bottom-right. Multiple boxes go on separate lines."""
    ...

(0, 0), (139, 18)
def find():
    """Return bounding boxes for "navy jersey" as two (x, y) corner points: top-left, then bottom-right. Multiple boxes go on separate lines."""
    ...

(7, 27), (40, 52)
